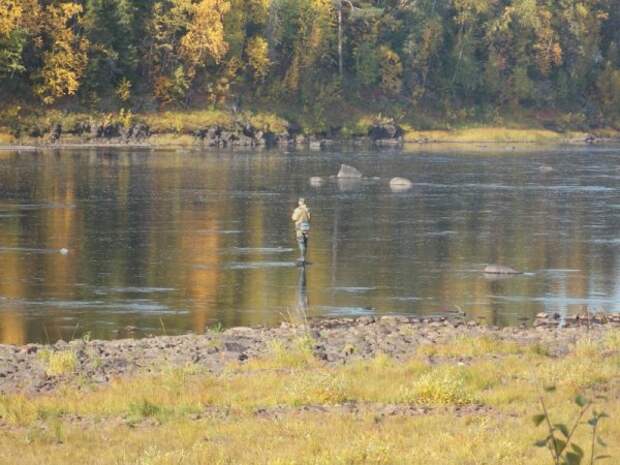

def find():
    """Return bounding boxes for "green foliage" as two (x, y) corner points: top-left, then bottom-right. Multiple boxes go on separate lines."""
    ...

(81, 0), (137, 96)
(533, 390), (611, 465)
(128, 399), (162, 421)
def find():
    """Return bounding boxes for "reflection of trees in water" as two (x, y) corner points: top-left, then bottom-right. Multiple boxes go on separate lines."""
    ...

(325, 160), (619, 326)
(0, 151), (618, 343)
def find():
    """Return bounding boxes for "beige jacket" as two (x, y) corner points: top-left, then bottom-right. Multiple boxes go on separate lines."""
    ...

(291, 205), (310, 230)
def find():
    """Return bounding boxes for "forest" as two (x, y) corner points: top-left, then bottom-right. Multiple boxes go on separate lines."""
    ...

(1, 0), (619, 132)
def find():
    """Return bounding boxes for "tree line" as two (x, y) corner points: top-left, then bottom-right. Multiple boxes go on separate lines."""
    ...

(1, 0), (619, 126)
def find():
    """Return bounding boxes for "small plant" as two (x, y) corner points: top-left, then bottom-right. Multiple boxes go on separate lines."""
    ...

(128, 399), (162, 421)
(533, 387), (610, 465)
(38, 350), (78, 376)
(209, 321), (224, 333)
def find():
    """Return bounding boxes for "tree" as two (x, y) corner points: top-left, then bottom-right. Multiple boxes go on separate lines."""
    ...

(245, 35), (270, 80)
(82, 0), (138, 98)
(34, 2), (89, 104)
(180, 0), (230, 79)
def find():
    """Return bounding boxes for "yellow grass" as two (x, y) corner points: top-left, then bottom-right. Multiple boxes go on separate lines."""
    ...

(0, 132), (13, 144)
(142, 110), (288, 135)
(37, 349), (78, 376)
(142, 109), (233, 134)
(403, 127), (588, 143)
(0, 331), (618, 464)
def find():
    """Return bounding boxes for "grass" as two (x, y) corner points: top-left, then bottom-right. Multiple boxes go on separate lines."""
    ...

(36, 349), (77, 376)
(0, 132), (13, 144)
(0, 331), (618, 464)
(403, 127), (588, 144)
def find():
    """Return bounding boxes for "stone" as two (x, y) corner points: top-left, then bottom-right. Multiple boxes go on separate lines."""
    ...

(368, 122), (403, 141)
(309, 176), (324, 187)
(389, 177), (413, 191)
(483, 264), (522, 275)
(336, 164), (363, 179)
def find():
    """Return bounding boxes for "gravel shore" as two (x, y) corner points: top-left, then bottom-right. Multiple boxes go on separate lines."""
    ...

(1, 312), (619, 395)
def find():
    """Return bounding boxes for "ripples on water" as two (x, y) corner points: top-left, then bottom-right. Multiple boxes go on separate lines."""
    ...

(0, 147), (618, 343)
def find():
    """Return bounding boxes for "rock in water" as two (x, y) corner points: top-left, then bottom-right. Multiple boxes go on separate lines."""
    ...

(309, 176), (324, 187)
(389, 177), (413, 191)
(538, 165), (554, 173)
(337, 164), (362, 179)
(337, 178), (362, 192)
(59, 248), (69, 255)
(483, 264), (522, 274)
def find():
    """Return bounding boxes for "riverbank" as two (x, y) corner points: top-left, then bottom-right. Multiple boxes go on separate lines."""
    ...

(1, 312), (618, 394)
(1, 109), (618, 151)
(0, 313), (618, 465)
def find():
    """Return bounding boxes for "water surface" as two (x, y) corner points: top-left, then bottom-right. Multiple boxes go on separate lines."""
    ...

(0, 146), (618, 343)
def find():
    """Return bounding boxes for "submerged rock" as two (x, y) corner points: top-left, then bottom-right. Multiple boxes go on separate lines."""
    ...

(483, 264), (522, 275)
(309, 176), (324, 187)
(337, 178), (362, 192)
(337, 164), (363, 179)
(538, 165), (554, 173)
(389, 177), (413, 191)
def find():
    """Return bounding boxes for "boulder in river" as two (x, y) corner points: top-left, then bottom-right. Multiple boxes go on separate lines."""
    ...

(337, 164), (363, 179)
(538, 165), (554, 173)
(368, 122), (403, 141)
(483, 265), (522, 275)
(309, 176), (324, 187)
(389, 177), (413, 191)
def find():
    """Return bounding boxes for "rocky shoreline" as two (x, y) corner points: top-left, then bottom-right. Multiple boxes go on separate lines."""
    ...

(4, 116), (614, 151)
(1, 312), (618, 395)
(3, 118), (406, 150)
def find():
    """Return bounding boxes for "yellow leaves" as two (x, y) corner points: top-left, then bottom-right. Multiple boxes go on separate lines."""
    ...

(0, 0), (22, 38)
(34, 2), (89, 104)
(378, 45), (402, 95)
(153, 66), (190, 106)
(246, 0), (269, 24)
(180, 0), (230, 74)
(116, 78), (132, 102)
(575, 3), (589, 19)
(532, 8), (562, 77)
(245, 36), (270, 80)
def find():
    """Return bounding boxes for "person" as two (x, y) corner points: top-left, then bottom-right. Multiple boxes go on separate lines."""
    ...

(291, 198), (311, 263)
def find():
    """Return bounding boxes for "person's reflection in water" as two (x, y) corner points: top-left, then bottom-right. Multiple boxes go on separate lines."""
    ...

(293, 265), (309, 324)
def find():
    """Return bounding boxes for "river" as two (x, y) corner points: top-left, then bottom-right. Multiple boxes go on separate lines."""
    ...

(0, 146), (618, 344)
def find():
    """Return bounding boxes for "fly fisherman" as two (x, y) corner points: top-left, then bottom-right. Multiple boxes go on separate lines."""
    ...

(291, 198), (311, 264)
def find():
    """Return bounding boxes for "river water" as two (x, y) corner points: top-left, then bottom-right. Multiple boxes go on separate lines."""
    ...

(0, 146), (618, 344)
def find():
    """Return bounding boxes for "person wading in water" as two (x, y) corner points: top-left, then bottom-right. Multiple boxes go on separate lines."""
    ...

(291, 198), (311, 264)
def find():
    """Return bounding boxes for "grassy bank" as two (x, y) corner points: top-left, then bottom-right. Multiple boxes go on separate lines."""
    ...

(403, 127), (589, 144)
(1, 330), (618, 465)
(1, 108), (618, 148)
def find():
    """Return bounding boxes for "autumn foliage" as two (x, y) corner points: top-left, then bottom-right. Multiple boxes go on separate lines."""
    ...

(0, 0), (618, 124)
